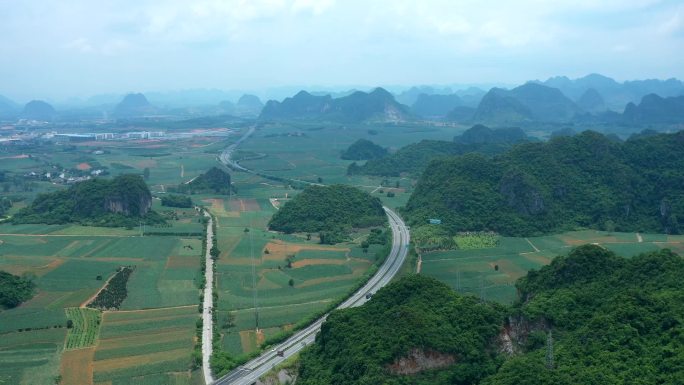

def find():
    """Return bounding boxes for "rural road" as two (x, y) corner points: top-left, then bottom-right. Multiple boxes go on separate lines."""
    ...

(212, 206), (410, 385)
(202, 211), (215, 384)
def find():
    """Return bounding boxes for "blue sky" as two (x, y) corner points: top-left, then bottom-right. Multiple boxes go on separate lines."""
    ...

(0, 0), (682, 100)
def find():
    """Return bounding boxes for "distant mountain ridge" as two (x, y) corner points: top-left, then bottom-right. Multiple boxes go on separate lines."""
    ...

(217, 94), (264, 117)
(0, 95), (18, 119)
(623, 94), (684, 124)
(470, 83), (581, 124)
(411, 94), (462, 119)
(114, 93), (158, 117)
(537, 73), (684, 111)
(259, 88), (410, 122)
(22, 100), (56, 121)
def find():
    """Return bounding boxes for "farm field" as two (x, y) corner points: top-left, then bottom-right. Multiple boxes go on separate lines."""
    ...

(0, 122), (452, 382)
(0, 193), (205, 384)
(420, 230), (684, 304)
(208, 185), (389, 357)
(90, 306), (200, 385)
(235, 123), (428, 207)
(0, 328), (66, 385)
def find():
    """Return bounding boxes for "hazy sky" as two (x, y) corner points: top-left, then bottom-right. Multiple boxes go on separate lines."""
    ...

(1, 0), (683, 100)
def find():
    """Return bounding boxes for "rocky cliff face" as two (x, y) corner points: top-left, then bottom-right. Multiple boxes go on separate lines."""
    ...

(104, 193), (151, 216)
(499, 170), (545, 215)
(103, 173), (153, 216)
(386, 348), (456, 375)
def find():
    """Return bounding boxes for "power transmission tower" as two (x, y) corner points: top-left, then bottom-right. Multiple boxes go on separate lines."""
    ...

(546, 330), (555, 369)
(249, 219), (259, 331)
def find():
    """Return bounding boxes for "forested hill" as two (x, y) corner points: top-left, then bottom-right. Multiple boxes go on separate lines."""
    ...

(12, 174), (161, 227)
(405, 130), (684, 236)
(181, 166), (232, 194)
(297, 245), (684, 385)
(268, 184), (385, 236)
(487, 245), (684, 384)
(348, 124), (526, 176)
(340, 139), (387, 160)
(298, 274), (507, 385)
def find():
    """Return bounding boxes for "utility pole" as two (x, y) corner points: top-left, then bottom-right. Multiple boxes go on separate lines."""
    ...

(456, 270), (461, 292)
(479, 276), (485, 302)
(546, 330), (555, 369)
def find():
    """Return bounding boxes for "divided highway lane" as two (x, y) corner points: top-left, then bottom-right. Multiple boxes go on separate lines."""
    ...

(213, 206), (410, 385)
(219, 126), (255, 171)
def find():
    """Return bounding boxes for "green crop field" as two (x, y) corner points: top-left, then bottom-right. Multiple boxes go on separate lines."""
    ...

(0, 328), (66, 385)
(64, 307), (102, 350)
(92, 306), (198, 384)
(420, 230), (684, 304)
(0, 137), (218, 384)
(210, 179), (388, 355)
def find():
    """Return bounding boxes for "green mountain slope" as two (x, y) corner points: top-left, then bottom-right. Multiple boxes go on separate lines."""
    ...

(298, 274), (506, 385)
(348, 125), (527, 177)
(405, 130), (684, 236)
(297, 245), (684, 385)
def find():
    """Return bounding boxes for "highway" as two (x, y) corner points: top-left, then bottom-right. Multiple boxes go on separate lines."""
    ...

(218, 126), (323, 187)
(213, 206), (410, 385)
(212, 125), (411, 384)
(219, 125), (255, 171)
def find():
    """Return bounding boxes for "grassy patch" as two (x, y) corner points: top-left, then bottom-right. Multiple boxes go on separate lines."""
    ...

(420, 229), (684, 304)
(454, 232), (500, 249)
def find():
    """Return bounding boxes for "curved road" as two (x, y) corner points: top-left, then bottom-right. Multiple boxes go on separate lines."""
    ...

(214, 207), (410, 385)
(212, 125), (411, 384)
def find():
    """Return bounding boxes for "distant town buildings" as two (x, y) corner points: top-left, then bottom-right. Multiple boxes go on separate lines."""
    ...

(51, 131), (164, 142)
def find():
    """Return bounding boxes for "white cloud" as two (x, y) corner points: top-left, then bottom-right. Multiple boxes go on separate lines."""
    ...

(659, 6), (683, 35)
(1, 0), (682, 99)
(291, 0), (335, 15)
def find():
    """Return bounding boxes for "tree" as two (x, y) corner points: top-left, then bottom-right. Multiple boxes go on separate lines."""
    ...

(143, 167), (150, 180)
(210, 246), (220, 259)
(604, 220), (616, 234)
(288, 278), (295, 287)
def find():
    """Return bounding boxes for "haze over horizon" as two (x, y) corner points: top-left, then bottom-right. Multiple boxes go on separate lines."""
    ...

(1, 0), (683, 101)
